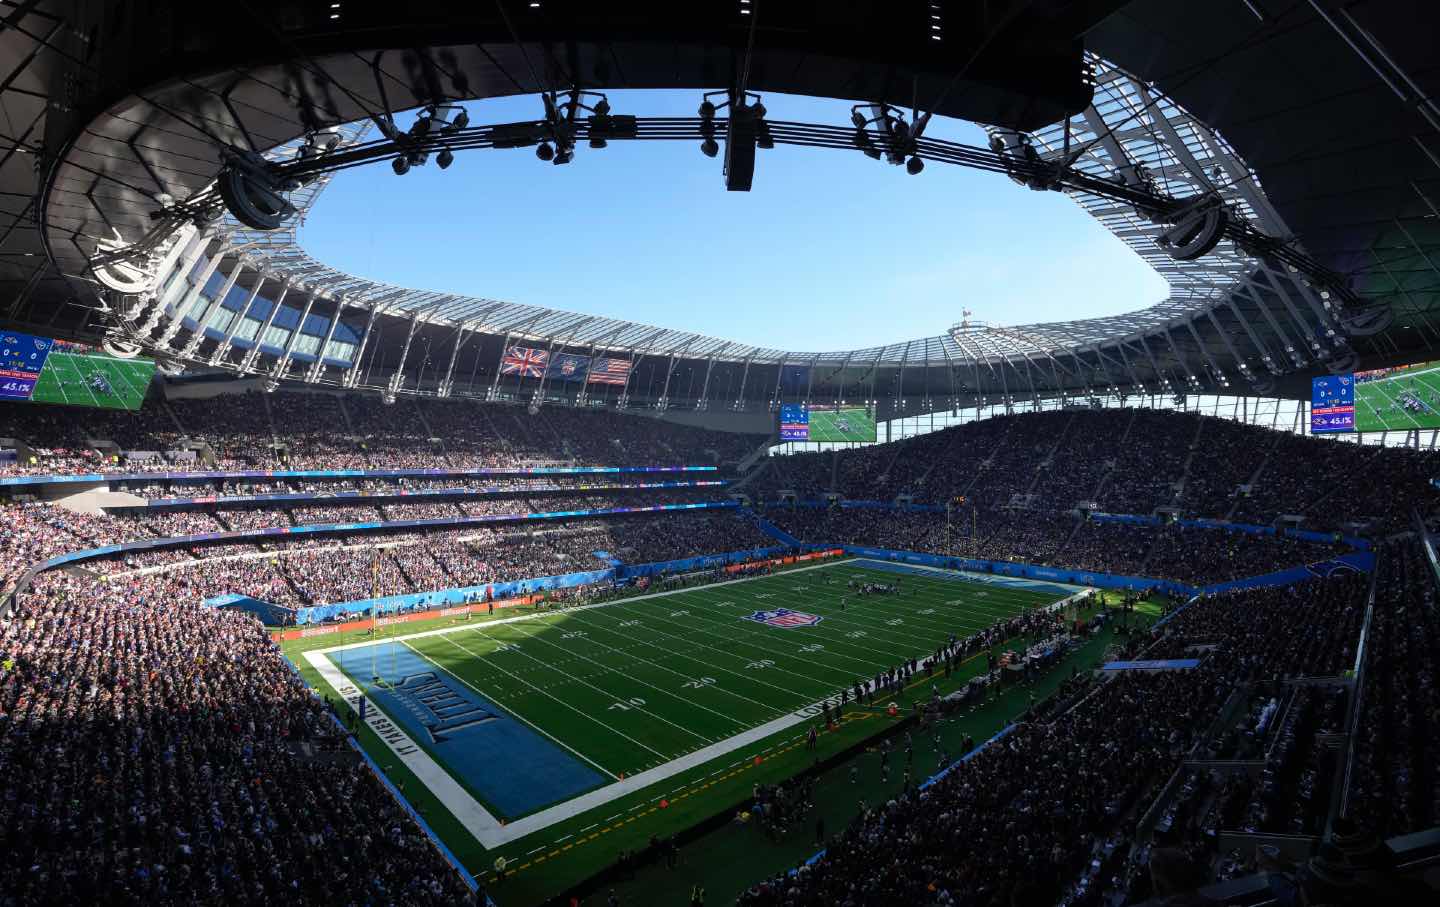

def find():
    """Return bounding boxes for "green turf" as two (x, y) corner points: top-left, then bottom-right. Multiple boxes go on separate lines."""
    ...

(602, 600), (1162, 907)
(288, 559), (1077, 904)
(27, 351), (155, 410)
(804, 406), (878, 443)
(1353, 363), (1440, 432)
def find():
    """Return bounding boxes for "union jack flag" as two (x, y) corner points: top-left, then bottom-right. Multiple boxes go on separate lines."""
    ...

(500, 345), (549, 377)
(742, 608), (823, 629)
(587, 357), (633, 385)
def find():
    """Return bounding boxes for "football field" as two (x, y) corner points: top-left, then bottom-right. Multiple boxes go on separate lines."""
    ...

(1354, 363), (1440, 431)
(805, 406), (878, 442)
(28, 351), (155, 409)
(301, 559), (1075, 860)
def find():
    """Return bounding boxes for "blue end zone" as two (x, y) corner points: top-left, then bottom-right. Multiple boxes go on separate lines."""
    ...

(847, 557), (1083, 598)
(330, 642), (607, 818)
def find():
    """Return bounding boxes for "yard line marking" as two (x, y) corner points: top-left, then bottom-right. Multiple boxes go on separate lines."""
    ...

(441, 633), (677, 761)
(559, 609), (821, 712)
(602, 597), (902, 675)
(490, 620), (757, 728)
(466, 628), (713, 748)
(579, 599), (864, 692)
(404, 637), (623, 778)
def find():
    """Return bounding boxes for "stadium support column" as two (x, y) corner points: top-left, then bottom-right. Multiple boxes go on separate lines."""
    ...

(437, 326), (467, 397)
(486, 332), (512, 400)
(974, 359), (983, 418)
(1113, 341), (1146, 396)
(770, 359), (786, 412)
(343, 306), (382, 388)
(180, 261), (243, 359)
(733, 353), (754, 411)
(387, 309), (423, 398)
(616, 350), (641, 410)
(240, 282), (291, 372)
(271, 290), (318, 382)
(1186, 320), (1229, 390)
(1235, 283), (1303, 370)
(307, 298), (346, 383)
(146, 228), (209, 328)
(998, 358), (1011, 415)
(210, 275), (266, 366)
(157, 248), (225, 347)
(657, 354), (678, 411)
(697, 343), (733, 411)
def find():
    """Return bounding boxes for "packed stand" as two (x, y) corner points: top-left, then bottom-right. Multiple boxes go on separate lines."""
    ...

(0, 571), (473, 905)
(1348, 538), (1440, 838)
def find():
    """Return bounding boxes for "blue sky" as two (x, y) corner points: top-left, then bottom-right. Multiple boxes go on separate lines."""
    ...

(302, 91), (1168, 351)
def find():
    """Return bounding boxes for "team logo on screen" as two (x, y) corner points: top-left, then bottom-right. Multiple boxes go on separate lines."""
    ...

(743, 608), (823, 629)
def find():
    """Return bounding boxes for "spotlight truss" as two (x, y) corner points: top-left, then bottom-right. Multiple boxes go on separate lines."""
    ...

(200, 105), (1361, 308)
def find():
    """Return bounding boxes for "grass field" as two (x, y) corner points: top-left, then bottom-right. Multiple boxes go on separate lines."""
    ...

(28, 351), (155, 410)
(1354, 362), (1440, 431)
(288, 558), (1082, 904)
(805, 406), (878, 443)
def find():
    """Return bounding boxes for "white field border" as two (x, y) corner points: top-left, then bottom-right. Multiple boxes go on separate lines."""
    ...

(304, 557), (1079, 849)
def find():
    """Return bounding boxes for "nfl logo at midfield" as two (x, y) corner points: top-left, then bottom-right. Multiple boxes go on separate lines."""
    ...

(743, 608), (823, 629)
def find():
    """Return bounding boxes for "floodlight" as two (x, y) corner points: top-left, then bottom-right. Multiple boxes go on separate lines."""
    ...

(436, 147), (454, 169)
(906, 156), (925, 175)
(553, 146), (573, 165)
(536, 142), (554, 161)
(699, 100), (716, 119)
(391, 155), (410, 175)
(701, 138), (719, 158)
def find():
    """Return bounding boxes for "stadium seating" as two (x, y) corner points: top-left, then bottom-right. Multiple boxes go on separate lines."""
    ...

(0, 571), (474, 905)
(760, 505), (1348, 585)
(1, 391), (765, 475)
(755, 408), (1435, 533)
(738, 571), (1376, 906)
(4, 394), (1436, 907)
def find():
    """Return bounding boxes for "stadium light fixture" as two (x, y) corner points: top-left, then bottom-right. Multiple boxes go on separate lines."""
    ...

(391, 155), (410, 176)
(696, 89), (768, 190)
(536, 142), (555, 161)
(436, 147), (454, 169)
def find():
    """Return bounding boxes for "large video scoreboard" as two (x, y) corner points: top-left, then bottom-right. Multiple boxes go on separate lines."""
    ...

(0, 331), (155, 411)
(776, 404), (877, 442)
(1313, 359), (1440, 433)
(0, 332), (52, 401)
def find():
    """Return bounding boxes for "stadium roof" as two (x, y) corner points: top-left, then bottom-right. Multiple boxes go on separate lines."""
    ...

(2, 0), (1438, 399)
(221, 53), (1278, 367)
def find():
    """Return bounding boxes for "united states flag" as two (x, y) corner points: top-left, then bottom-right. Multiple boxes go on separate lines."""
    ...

(586, 357), (632, 385)
(499, 345), (549, 377)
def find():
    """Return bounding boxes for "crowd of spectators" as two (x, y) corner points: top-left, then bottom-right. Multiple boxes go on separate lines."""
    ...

(753, 408), (1435, 533)
(1348, 538), (1440, 839)
(58, 511), (775, 609)
(3, 390), (764, 478)
(762, 506), (1344, 586)
(739, 568), (1382, 907)
(0, 571), (474, 904)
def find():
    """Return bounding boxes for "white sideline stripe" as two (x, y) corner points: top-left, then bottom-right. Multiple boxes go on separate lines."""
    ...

(846, 557), (1087, 594)
(307, 646), (843, 848)
(304, 557), (1070, 850)
(317, 556), (849, 655)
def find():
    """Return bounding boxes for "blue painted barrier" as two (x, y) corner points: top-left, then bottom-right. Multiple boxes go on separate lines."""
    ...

(836, 545), (1201, 597)
(32, 501), (741, 575)
(0, 464), (718, 487)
